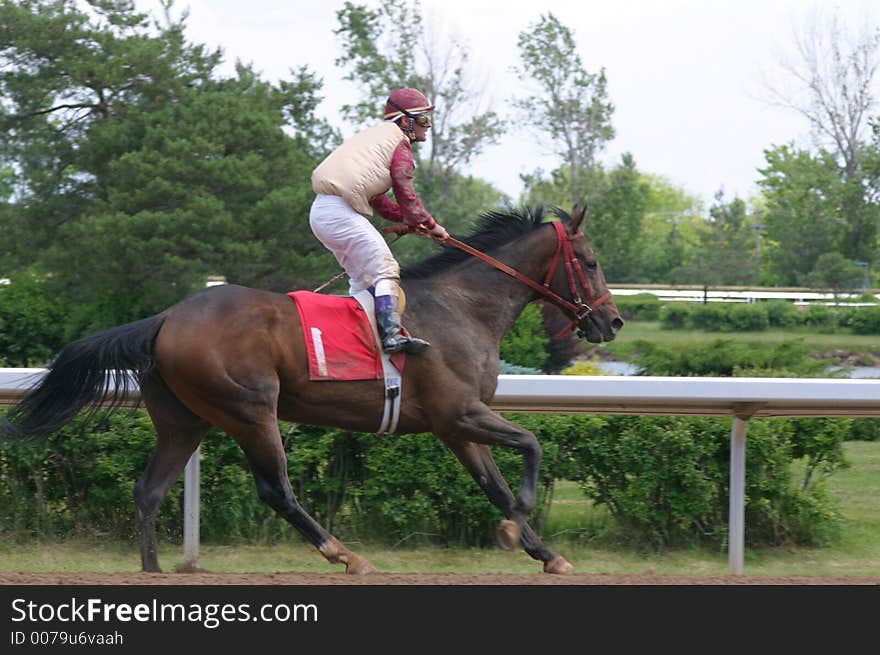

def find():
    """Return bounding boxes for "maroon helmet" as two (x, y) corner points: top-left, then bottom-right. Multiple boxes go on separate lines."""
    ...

(383, 88), (434, 120)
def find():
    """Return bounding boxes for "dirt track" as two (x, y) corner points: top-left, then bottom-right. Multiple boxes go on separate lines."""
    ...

(2, 572), (879, 585)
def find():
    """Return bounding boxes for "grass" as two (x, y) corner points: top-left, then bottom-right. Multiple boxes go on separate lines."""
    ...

(2, 441), (877, 577)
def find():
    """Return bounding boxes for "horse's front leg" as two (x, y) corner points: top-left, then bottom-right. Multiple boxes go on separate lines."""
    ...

(441, 438), (573, 574)
(444, 403), (543, 553)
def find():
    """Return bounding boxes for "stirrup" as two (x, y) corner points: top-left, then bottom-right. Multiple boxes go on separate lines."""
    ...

(382, 335), (430, 354)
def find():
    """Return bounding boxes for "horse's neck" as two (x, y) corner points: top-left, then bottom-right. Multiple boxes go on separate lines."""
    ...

(420, 230), (554, 343)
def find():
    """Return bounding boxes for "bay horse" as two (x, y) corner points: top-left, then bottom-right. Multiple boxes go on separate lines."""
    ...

(2, 205), (622, 574)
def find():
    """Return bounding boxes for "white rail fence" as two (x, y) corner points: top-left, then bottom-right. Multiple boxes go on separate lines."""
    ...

(3, 368), (880, 575)
(609, 285), (879, 306)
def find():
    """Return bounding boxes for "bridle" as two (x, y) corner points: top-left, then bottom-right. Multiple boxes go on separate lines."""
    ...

(445, 221), (613, 338)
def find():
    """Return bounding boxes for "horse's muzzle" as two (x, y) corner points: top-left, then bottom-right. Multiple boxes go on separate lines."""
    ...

(578, 314), (624, 343)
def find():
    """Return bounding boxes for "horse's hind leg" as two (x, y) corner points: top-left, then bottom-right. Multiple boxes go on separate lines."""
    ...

(442, 439), (573, 574)
(136, 374), (211, 572)
(232, 421), (375, 574)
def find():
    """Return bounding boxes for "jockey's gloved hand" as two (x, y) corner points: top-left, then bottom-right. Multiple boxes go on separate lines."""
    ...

(424, 223), (449, 243)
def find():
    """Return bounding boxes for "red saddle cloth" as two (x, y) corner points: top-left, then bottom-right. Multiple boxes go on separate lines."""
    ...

(288, 291), (403, 381)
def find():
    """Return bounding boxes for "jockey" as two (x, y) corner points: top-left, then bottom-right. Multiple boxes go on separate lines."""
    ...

(310, 87), (449, 354)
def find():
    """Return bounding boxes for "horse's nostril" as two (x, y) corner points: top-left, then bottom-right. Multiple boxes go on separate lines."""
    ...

(611, 317), (625, 333)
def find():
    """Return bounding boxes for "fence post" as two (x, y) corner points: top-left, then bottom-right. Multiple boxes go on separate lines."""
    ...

(728, 417), (747, 574)
(183, 446), (200, 569)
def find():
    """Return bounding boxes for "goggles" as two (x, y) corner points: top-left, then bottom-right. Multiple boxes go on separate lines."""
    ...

(387, 98), (433, 128)
(412, 114), (432, 128)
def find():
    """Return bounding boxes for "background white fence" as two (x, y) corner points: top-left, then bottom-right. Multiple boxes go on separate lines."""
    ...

(609, 284), (879, 306)
(2, 368), (879, 574)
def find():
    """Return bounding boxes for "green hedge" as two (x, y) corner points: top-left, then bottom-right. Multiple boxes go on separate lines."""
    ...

(615, 293), (662, 321)
(622, 339), (830, 378)
(849, 306), (880, 334)
(560, 415), (843, 549)
(0, 407), (846, 551)
(657, 300), (880, 333)
(765, 300), (800, 327)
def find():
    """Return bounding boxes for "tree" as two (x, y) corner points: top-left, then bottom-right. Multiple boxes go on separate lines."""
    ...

(519, 162), (710, 285)
(0, 0), (218, 259)
(513, 13), (614, 206)
(632, 176), (703, 284)
(0, 0), (339, 328)
(764, 10), (880, 266)
(51, 65), (339, 324)
(584, 154), (649, 282)
(0, 271), (70, 366)
(0, 164), (13, 273)
(521, 154), (648, 283)
(757, 144), (849, 285)
(333, 0), (505, 225)
(0, 165), (12, 201)
(670, 192), (758, 290)
(806, 252), (865, 303)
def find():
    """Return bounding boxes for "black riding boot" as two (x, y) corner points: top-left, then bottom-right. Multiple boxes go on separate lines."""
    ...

(374, 294), (430, 354)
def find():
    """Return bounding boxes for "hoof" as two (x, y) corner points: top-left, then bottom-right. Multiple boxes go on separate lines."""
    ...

(543, 555), (574, 575)
(345, 556), (376, 575)
(496, 520), (521, 551)
(319, 537), (375, 574)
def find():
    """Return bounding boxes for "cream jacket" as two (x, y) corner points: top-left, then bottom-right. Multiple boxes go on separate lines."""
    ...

(311, 122), (408, 217)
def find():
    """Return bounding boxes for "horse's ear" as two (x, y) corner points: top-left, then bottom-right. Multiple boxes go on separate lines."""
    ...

(570, 202), (586, 232)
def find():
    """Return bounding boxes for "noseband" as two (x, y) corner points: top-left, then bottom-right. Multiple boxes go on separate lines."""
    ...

(445, 221), (612, 338)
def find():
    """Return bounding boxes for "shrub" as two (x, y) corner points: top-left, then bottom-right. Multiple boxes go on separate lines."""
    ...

(727, 303), (769, 331)
(629, 339), (828, 377)
(562, 415), (842, 549)
(0, 411), (179, 540)
(345, 432), (509, 545)
(659, 303), (691, 329)
(689, 303), (729, 331)
(764, 300), (800, 327)
(540, 304), (581, 373)
(0, 408), (846, 551)
(615, 293), (661, 321)
(848, 418), (880, 441)
(800, 304), (838, 329)
(848, 306), (880, 335)
(500, 303), (549, 371)
(835, 305), (859, 329)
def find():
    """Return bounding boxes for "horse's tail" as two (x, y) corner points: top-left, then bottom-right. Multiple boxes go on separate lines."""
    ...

(1, 314), (166, 442)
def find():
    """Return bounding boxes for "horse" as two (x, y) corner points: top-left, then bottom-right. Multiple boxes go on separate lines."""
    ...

(1, 204), (623, 574)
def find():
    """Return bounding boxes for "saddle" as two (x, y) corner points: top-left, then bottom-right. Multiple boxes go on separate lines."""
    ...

(287, 290), (406, 433)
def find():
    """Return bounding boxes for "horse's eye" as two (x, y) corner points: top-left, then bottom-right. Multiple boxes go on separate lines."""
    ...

(585, 261), (598, 270)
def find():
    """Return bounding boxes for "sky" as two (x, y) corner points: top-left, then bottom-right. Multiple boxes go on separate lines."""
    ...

(135, 0), (879, 208)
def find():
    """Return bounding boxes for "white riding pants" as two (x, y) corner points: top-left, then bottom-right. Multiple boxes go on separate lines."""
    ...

(309, 194), (400, 295)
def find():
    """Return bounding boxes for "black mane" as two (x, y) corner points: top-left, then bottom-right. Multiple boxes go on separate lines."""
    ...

(401, 205), (571, 280)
